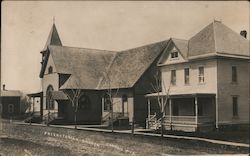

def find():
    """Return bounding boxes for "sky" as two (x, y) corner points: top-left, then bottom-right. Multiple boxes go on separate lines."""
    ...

(1, 1), (249, 93)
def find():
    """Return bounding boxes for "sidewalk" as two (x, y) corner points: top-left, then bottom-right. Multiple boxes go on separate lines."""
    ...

(13, 122), (250, 148)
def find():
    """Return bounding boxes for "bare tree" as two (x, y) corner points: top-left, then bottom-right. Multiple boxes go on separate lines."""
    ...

(150, 71), (171, 137)
(102, 71), (121, 133)
(64, 88), (83, 129)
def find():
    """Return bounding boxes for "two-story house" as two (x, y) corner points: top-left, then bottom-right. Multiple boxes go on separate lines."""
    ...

(146, 21), (250, 132)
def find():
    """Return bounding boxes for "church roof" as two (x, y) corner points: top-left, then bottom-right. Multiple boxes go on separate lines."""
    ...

(188, 20), (250, 58)
(56, 40), (168, 90)
(49, 46), (116, 90)
(42, 24), (62, 51)
(98, 40), (168, 89)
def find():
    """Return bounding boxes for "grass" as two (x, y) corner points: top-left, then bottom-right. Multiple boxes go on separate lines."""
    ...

(1, 121), (249, 155)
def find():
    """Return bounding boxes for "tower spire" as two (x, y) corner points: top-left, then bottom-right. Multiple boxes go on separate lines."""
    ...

(53, 16), (55, 24)
(42, 20), (62, 51)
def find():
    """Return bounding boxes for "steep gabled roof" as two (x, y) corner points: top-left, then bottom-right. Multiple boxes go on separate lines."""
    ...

(42, 24), (62, 51)
(56, 40), (168, 90)
(98, 40), (169, 89)
(49, 46), (116, 89)
(188, 21), (250, 58)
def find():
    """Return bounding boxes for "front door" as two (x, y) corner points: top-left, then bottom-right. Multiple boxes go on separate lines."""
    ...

(58, 101), (66, 119)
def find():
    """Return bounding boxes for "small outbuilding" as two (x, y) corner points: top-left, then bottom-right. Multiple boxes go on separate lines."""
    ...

(0, 85), (23, 119)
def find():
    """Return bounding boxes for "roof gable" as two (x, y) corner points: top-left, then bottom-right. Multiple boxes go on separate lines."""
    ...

(158, 38), (187, 65)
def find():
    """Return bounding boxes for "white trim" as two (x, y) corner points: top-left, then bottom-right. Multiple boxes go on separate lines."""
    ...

(215, 95), (218, 129)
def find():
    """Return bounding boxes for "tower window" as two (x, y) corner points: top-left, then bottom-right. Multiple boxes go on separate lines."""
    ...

(48, 66), (53, 74)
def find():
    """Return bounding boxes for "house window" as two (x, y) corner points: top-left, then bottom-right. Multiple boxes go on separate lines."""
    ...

(8, 104), (14, 113)
(171, 70), (176, 85)
(198, 66), (205, 83)
(122, 94), (128, 103)
(232, 96), (238, 117)
(232, 66), (237, 83)
(104, 94), (111, 111)
(78, 95), (91, 110)
(46, 85), (54, 110)
(122, 94), (128, 114)
(48, 66), (53, 74)
(184, 68), (190, 84)
(171, 51), (178, 58)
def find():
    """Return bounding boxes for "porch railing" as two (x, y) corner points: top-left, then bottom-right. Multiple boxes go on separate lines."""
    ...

(147, 115), (214, 129)
(43, 112), (58, 125)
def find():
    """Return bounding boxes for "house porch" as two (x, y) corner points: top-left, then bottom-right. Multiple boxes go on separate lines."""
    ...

(145, 93), (216, 132)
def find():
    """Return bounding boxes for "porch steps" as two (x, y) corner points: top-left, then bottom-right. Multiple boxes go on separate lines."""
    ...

(102, 112), (129, 127)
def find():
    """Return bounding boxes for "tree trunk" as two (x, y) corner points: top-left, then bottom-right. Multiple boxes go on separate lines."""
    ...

(74, 110), (77, 129)
(111, 103), (114, 133)
(161, 116), (164, 138)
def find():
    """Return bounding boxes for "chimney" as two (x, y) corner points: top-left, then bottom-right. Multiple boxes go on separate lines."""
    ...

(3, 84), (6, 91)
(240, 30), (247, 38)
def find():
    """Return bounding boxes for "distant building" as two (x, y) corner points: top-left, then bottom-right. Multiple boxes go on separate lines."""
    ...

(146, 20), (250, 132)
(0, 85), (23, 118)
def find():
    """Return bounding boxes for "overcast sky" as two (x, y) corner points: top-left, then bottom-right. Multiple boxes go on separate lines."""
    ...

(1, 1), (249, 93)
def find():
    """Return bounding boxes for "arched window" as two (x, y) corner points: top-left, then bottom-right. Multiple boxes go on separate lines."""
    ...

(78, 95), (91, 110)
(48, 66), (53, 74)
(46, 85), (54, 110)
(8, 104), (14, 113)
(104, 94), (111, 111)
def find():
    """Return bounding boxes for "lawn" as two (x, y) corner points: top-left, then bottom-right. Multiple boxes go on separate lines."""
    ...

(0, 122), (249, 155)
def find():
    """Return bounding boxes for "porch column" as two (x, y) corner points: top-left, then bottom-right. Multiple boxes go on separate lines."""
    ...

(215, 95), (218, 129)
(147, 98), (150, 119)
(33, 97), (35, 113)
(161, 97), (164, 115)
(101, 96), (104, 116)
(195, 96), (198, 126)
(169, 98), (172, 129)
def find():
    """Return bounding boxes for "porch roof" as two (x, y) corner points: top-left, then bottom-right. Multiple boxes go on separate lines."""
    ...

(51, 91), (68, 100)
(145, 92), (216, 98)
(27, 91), (43, 97)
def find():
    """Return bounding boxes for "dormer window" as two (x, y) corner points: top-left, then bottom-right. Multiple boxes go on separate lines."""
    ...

(171, 51), (178, 58)
(48, 66), (53, 74)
